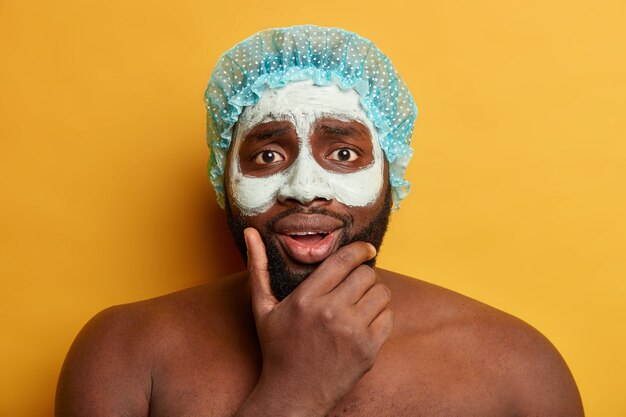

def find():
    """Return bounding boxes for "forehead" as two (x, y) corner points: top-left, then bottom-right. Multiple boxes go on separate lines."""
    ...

(237, 79), (374, 134)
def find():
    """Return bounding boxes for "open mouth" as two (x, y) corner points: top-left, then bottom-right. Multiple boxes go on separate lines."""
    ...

(273, 213), (345, 265)
(286, 231), (330, 245)
(278, 230), (339, 265)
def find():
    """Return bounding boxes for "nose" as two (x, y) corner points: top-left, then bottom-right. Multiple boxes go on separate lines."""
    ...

(277, 156), (334, 205)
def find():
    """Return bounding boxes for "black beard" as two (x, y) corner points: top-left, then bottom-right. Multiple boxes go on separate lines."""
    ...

(225, 189), (392, 301)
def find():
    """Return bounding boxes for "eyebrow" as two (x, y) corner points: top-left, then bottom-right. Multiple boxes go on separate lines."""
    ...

(318, 125), (359, 136)
(244, 126), (292, 142)
(316, 123), (370, 139)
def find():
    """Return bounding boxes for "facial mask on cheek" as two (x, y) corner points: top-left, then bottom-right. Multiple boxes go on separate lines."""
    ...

(227, 80), (384, 216)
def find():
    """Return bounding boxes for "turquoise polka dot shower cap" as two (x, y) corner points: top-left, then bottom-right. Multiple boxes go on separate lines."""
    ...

(204, 24), (418, 209)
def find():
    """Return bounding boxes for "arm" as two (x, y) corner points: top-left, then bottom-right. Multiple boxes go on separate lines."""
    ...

(234, 228), (393, 417)
(55, 306), (152, 417)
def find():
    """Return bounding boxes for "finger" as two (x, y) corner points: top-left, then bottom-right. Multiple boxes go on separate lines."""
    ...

(368, 308), (394, 349)
(354, 283), (391, 327)
(296, 241), (377, 296)
(328, 264), (377, 305)
(244, 227), (278, 317)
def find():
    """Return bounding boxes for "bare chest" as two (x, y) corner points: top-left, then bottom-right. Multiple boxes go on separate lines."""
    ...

(146, 340), (512, 417)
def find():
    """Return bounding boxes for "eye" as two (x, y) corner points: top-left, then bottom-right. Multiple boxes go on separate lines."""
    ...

(328, 148), (358, 162)
(252, 150), (285, 165)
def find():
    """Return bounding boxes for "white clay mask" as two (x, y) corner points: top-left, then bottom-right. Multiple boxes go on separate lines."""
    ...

(228, 79), (384, 216)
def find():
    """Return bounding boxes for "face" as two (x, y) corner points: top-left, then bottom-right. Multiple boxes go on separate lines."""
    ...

(225, 80), (392, 300)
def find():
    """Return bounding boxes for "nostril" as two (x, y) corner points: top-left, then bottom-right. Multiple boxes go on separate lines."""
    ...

(278, 194), (332, 206)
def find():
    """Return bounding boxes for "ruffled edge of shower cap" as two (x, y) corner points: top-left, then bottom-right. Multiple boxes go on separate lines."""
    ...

(205, 25), (417, 210)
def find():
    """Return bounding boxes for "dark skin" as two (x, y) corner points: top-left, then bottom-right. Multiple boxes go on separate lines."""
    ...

(56, 118), (584, 417)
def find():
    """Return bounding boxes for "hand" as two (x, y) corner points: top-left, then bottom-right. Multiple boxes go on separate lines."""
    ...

(243, 227), (393, 416)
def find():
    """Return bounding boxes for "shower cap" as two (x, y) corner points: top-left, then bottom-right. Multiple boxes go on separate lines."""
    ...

(204, 24), (418, 209)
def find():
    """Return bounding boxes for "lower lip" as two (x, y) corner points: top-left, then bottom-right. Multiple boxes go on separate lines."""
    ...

(277, 230), (340, 264)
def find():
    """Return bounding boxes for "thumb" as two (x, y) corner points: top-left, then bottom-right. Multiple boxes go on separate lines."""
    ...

(244, 227), (278, 318)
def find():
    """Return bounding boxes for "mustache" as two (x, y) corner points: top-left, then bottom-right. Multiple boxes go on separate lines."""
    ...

(265, 206), (353, 234)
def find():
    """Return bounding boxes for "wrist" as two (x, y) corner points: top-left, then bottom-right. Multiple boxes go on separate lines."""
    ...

(235, 373), (336, 417)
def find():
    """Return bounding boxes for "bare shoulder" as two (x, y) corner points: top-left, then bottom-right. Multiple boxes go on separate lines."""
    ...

(378, 269), (584, 417)
(56, 273), (250, 417)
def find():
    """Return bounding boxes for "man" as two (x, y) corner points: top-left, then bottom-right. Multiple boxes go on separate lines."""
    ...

(56, 25), (584, 416)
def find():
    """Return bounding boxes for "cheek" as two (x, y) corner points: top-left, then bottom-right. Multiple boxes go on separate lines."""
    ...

(227, 137), (284, 216)
(229, 169), (286, 216)
(326, 134), (385, 207)
(326, 158), (384, 207)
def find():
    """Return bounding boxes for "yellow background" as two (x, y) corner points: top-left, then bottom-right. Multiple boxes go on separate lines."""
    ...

(1, 0), (624, 415)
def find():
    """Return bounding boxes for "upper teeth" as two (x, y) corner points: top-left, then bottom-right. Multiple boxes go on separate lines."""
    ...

(290, 232), (326, 236)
